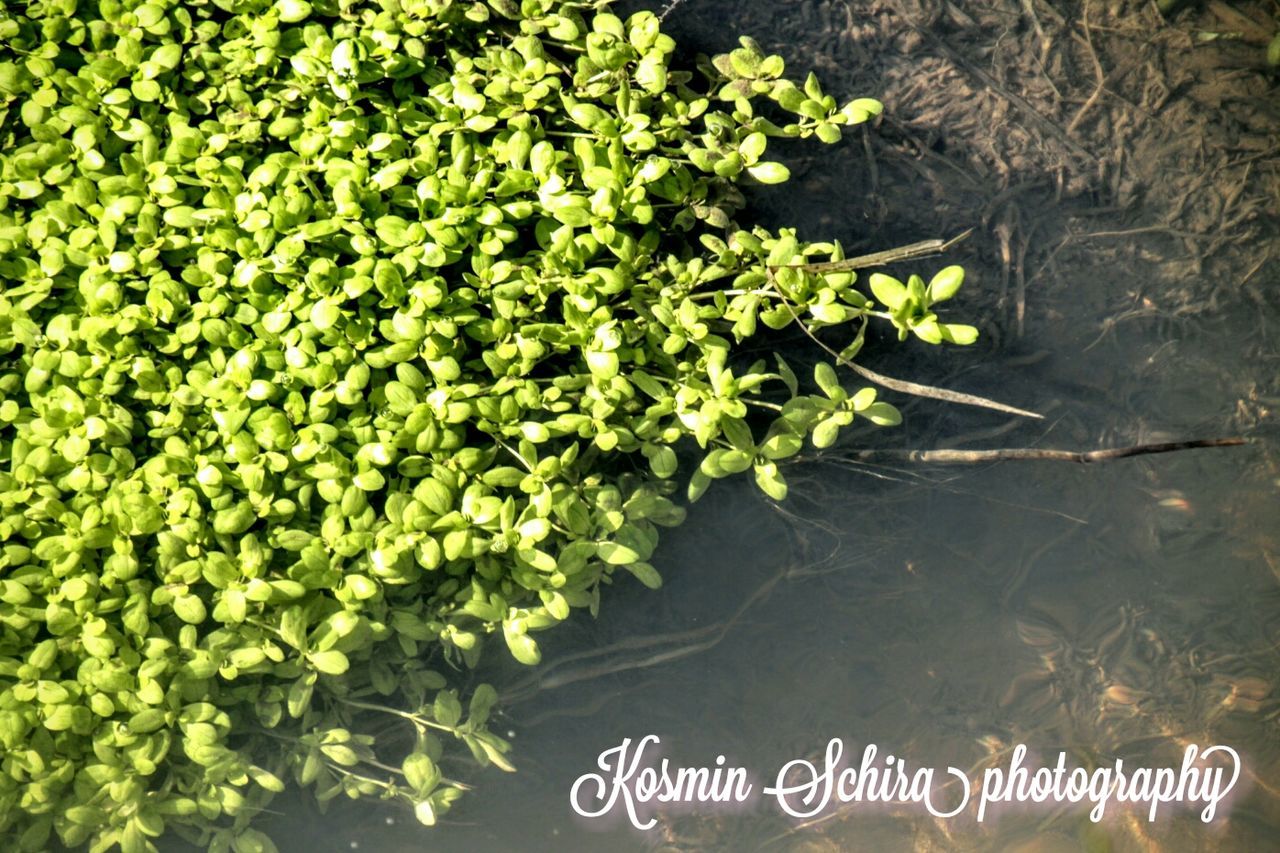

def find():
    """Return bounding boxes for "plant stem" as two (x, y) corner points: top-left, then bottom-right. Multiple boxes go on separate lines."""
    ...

(765, 275), (1043, 419)
(337, 697), (462, 735)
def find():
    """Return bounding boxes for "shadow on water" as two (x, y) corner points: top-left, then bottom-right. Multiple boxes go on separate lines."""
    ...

(257, 0), (1279, 850)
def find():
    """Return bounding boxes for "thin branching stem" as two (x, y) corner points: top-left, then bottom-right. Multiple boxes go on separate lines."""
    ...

(765, 275), (1044, 419)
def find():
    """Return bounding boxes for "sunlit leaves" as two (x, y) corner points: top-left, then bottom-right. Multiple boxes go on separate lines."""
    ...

(503, 630), (541, 666)
(814, 363), (844, 401)
(927, 265), (965, 303)
(753, 461), (788, 501)
(868, 269), (980, 345)
(624, 562), (663, 589)
(870, 273), (910, 311)
(403, 752), (440, 797)
(747, 162), (791, 184)
(0, 0), (979, 847)
(276, 0), (312, 23)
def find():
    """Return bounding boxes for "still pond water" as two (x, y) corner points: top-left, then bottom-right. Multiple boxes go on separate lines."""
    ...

(257, 4), (1279, 851)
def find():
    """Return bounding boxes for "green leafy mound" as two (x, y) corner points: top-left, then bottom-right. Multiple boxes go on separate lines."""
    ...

(0, 0), (975, 849)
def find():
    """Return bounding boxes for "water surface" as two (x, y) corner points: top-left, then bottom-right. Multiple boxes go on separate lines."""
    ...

(258, 1), (1280, 849)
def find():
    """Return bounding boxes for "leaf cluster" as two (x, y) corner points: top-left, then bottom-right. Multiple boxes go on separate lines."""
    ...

(0, 0), (976, 848)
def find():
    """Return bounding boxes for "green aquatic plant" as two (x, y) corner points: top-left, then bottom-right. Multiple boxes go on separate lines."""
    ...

(0, 0), (977, 849)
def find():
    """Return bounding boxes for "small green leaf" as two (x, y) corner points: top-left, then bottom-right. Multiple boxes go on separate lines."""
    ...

(687, 468), (713, 502)
(761, 430), (803, 460)
(353, 469), (386, 491)
(814, 362), (842, 399)
(912, 319), (944, 344)
(863, 402), (903, 426)
(468, 684), (499, 726)
(231, 829), (280, 853)
(841, 97), (883, 123)
(433, 690), (462, 727)
(624, 562), (662, 589)
(414, 799), (437, 826)
(776, 355), (799, 395)
(645, 445), (678, 478)
(174, 595), (207, 625)
(310, 301), (341, 331)
(754, 461), (788, 500)
(926, 265), (965, 303)
(505, 632), (540, 665)
(851, 387), (877, 411)
(248, 767), (286, 793)
(942, 323), (980, 345)
(309, 650), (350, 676)
(720, 417), (755, 452)
(597, 541), (640, 564)
(812, 417), (841, 449)
(746, 162), (791, 184)
(739, 132), (767, 163)
(869, 273), (908, 310)
(403, 752), (440, 794)
(520, 421), (550, 442)
(276, 0), (312, 23)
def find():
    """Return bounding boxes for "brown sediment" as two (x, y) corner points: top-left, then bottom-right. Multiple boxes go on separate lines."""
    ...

(659, 0), (1278, 339)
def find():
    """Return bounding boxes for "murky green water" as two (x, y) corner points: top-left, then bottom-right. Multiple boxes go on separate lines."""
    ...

(252, 3), (1279, 851)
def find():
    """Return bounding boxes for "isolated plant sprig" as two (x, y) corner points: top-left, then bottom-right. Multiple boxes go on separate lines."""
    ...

(0, 0), (978, 849)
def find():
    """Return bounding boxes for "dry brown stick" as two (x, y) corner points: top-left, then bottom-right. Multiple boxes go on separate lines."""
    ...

(1020, 0), (1050, 63)
(879, 115), (986, 188)
(1070, 224), (1206, 241)
(1206, 0), (1275, 44)
(981, 180), (1048, 228)
(1225, 146), (1280, 169)
(995, 216), (1013, 316)
(778, 228), (974, 273)
(832, 437), (1247, 465)
(847, 360), (1044, 419)
(1067, 4), (1106, 134)
(1014, 211), (1030, 339)
(1218, 161), (1250, 217)
(860, 124), (879, 194)
(1241, 248), (1271, 285)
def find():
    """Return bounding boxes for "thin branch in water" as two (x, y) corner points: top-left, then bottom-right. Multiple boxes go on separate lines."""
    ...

(843, 358), (1044, 420)
(778, 228), (975, 273)
(834, 437), (1249, 465)
(658, 0), (691, 21)
(504, 570), (788, 703)
(806, 458), (1092, 524)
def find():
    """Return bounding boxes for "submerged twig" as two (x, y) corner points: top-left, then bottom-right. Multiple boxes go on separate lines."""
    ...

(832, 437), (1248, 465)
(503, 571), (786, 704)
(779, 228), (975, 273)
(843, 359), (1044, 420)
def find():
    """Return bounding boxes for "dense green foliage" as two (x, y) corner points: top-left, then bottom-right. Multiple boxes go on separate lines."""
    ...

(0, 0), (976, 849)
